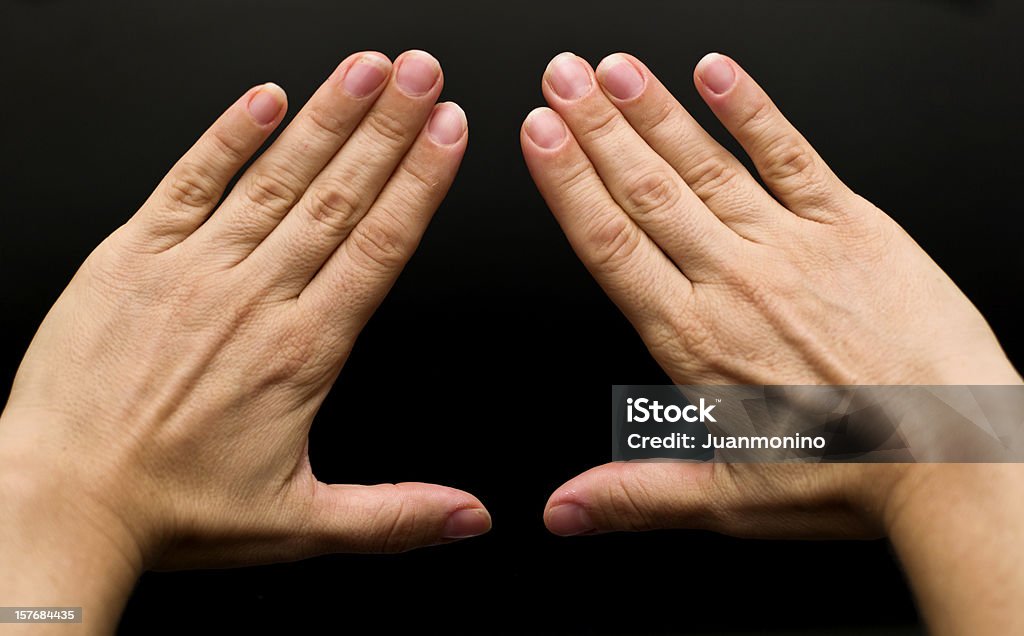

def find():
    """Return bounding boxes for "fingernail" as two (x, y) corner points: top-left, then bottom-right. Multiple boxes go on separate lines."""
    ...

(248, 83), (285, 125)
(396, 51), (441, 96)
(427, 102), (467, 145)
(524, 108), (567, 149)
(598, 54), (644, 100)
(442, 508), (491, 539)
(546, 504), (595, 537)
(547, 52), (592, 101)
(342, 54), (389, 98)
(697, 53), (736, 95)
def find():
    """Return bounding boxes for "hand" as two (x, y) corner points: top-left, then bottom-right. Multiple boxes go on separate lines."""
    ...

(520, 50), (1020, 535)
(521, 51), (1024, 634)
(0, 49), (487, 630)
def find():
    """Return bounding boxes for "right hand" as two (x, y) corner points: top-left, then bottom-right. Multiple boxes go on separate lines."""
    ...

(0, 49), (488, 580)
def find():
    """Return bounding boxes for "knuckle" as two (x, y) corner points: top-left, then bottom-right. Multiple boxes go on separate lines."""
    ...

(764, 140), (816, 182)
(303, 106), (347, 142)
(731, 265), (787, 315)
(761, 140), (835, 207)
(364, 109), (411, 150)
(554, 161), (594, 194)
(621, 170), (681, 218)
(305, 185), (363, 233)
(734, 99), (839, 210)
(587, 213), (643, 271)
(606, 471), (658, 531)
(165, 164), (221, 210)
(736, 97), (775, 136)
(396, 160), (441, 197)
(676, 319), (718, 362)
(347, 214), (409, 270)
(639, 99), (677, 136)
(206, 128), (250, 165)
(792, 179), (838, 212)
(376, 489), (421, 553)
(641, 299), (722, 376)
(685, 156), (740, 198)
(649, 320), (705, 369)
(699, 467), (742, 531)
(578, 108), (621, 143)
(245, 171), (303, 213)
(262, 329), (313, 385)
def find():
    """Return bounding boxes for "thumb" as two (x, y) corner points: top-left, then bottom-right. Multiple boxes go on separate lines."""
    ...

(544, 462), (879, 539)
(309, 482), (492, 553)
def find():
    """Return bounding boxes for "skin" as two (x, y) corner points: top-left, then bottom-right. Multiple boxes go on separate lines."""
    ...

(2, 47), (1021, 635)
(520, 52), (1024, 635)
(0, 50), (491, 634)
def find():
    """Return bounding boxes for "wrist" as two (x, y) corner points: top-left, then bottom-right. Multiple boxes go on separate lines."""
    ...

(0, 452), (145, 633)
(0, 409), (150, 630)
(880, 464), (1024, 635)
(0, 407), (161, 562)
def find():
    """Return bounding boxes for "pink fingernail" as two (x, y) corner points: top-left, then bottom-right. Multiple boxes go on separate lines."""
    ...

(427, 102), (467, 145)
(248, 83), (285, 125)
(342, 55), (389, 98)
(546, 504), (594, 537)
(598, 54), (645, 100)
(547, 52), (592, 101)
(442, 508), (491, 539)
(396, 51), (441, 96)
(524, 108), (567, 149)
(697, 53), (736, 95)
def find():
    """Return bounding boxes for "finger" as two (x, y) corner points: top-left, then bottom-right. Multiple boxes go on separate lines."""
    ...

(132, 83), (286, 251)
(544, 462), (879, 539)
(693, 53), (855, 222)
(542, 52), (741, 275)
(521, 107), (694, 329)
(299, 101), (467, 333)
(200, 52), (392, 258)
(594, 53), (791, 240)
(310, 482), (491, 553)
(249, 50), (443, 293)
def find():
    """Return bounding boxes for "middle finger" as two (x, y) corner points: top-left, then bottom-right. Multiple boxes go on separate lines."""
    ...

(542, 52), (741, 276)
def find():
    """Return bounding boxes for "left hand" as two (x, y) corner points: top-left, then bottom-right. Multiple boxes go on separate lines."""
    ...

(519, 51), (1020, 540)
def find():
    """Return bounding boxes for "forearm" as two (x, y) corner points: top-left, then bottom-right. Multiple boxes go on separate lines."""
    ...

(885, 464), (1024, 636)
(0, 447), (143, 635)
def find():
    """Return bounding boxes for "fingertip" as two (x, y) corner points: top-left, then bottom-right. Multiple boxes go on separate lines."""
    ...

(420, 482), (491, 540)
(247, 82), (287, 126)
(427, 101), (468, 146)
(522, 107), (568, 151)
(543, 480), (597, 537)
(339, 51), (392, 98)
(398, 48), (440, 65)
(544, 51), (578, 75)
(544, 462), (716, 536)
(596, 51), (633, 70)
(543, 52), (595, 101)
(336, 49), (392, 74)
(356, 50), (392, 66)
(442, 506), (492, 540)
(545, 502), (596, 537)
(596, 52), (647, 101)
(694, 52), (739, 97)
(395, 49), (443, 96)
(395, 482), (489, 519)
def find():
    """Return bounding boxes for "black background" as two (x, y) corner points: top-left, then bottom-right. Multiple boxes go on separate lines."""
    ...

(3, 0), (1023, 633)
